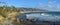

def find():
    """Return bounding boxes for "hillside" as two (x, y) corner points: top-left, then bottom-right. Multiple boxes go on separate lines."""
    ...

(0, 6), (48, 18)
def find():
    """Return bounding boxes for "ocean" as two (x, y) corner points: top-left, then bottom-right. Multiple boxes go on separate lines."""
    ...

(15, 12), (60, 22)
(15, 12), (60, 25)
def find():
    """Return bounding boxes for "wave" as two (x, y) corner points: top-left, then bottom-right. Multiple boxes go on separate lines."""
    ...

(16, 12), (60, 22)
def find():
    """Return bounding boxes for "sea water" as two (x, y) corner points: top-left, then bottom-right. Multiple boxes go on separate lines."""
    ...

(16, 12), (60, 22)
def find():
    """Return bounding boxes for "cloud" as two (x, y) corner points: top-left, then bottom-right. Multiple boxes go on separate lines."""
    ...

(38, 3), (43, 8)
(39, 3), (43, 6)
(47, 1), (57, 8)
(48, 1), (53, 4)
(48, 1), (56, 4)
(55, 5), (60, 10)
(53, 5), (60, 11)
(47, 4), (52, 8)
(53, 1), (56, 3)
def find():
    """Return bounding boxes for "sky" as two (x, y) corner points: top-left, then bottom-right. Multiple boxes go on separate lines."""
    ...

(0, 0), (60, 11)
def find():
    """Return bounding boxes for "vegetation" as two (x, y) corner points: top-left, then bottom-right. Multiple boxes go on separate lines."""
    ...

(0, 2), (48, 24)
(0, 5), (48, 18)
